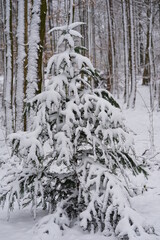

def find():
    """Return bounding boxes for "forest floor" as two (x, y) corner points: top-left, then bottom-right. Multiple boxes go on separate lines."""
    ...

(0, 80), (160, 240)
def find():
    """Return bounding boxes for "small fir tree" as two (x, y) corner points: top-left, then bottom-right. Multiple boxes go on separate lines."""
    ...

(0, 22), (154, 239)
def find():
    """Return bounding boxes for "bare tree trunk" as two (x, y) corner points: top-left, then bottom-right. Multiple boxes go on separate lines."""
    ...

(0, 0), (4, 75)
(91, 2), (96, 68)
(4, 0), (14, 135)
(1, 0), (6, 109)
(129, 0), (136, 108)
(48, 0), (54, 53)
(15, 0), (25, 131)
(149, 0), (155, 154)
(26, 0), (46, 128)
(122, 0), (129, 105)
(69, 0), (75, 25)
(148, 0), (154, 110)
(77, 0), (88, 57)
(37, 0), (47, 94)
(88, 2), (92, 62)
(106, 0), (115, 94)
(143, 3), (150, 86)
(23, 0), (28, 131)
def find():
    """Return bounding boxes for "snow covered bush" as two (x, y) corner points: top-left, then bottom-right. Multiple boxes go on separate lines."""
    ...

(0, 22), (154, 239)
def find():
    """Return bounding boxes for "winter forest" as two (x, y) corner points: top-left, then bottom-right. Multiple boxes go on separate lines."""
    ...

(0, 0), (160, 239)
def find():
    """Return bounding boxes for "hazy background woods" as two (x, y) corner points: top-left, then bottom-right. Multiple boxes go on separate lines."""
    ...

(0, 0), (160, 133)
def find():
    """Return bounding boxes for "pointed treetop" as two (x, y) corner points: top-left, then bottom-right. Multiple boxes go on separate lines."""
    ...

(48, 22), (85, 50)
(48, 22), (85, 34)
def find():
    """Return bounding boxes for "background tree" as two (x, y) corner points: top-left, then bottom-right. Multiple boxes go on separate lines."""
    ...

(4, 0), (14, 135)
(15, 0), (26, 132)
(26, 0), (47, 128)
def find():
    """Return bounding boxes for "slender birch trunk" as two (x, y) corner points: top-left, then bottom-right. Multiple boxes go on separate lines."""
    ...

(149, 0), (155, 154)
(129, 0), (136, 108)
(88, 2), (92, 62)
(1, 0), (6, 109)
(122, 0), (129, 105)
(91, 2), (96, 68)
(149, 0), (154, 110)
(5, 0), (14, 135)
(15, 0), (25, 131)
(143, 4), (150, 86)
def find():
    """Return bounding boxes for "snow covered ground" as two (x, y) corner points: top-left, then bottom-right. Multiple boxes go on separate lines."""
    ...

(0, 82), (160, 239)
(122, 83), (160, 239)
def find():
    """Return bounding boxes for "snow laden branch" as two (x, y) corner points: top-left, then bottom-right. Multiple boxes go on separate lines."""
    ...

(0, 22), (155, 239)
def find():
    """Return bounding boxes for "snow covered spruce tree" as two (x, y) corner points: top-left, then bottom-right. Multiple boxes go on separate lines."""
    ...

(0, 22), (154, 239)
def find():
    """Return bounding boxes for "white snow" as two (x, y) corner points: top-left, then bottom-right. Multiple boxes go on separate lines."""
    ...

(0, 81), (160, 239)
(0, 206), (47, 240)
(120, 83), (160, 238)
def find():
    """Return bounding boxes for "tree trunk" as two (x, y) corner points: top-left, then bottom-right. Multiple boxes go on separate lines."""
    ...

(5, 0), (14, 135)
(1, 0), (6, 109)
(129, 0), (136, 108)
(91, 2), (96, 68)
(142, 4), (150, 85)
(15, 0), (25, 131)
(48, 0), (54, 53)
(37, 0), (47, 94)
(106, 0), (115, 94)
(26, 0), (46, 128)
(23, 0), (28, 131)
(122, 0), (129, 105)
(148, 0), (154, 110)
